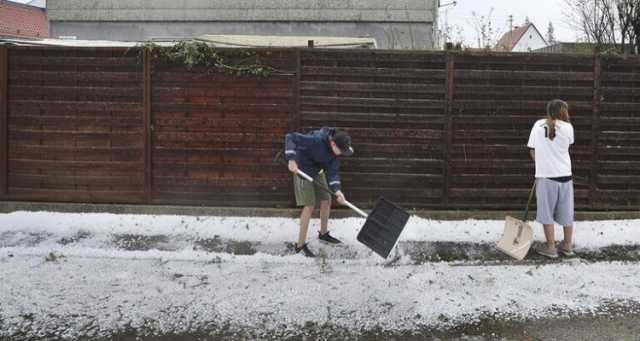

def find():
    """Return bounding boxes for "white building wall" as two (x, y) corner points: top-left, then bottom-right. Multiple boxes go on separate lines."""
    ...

(47, 0), (439, 49)
(512, 26), (547, 52)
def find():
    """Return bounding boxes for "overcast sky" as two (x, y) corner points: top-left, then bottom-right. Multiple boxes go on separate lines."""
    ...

(441, 0), (580, 47)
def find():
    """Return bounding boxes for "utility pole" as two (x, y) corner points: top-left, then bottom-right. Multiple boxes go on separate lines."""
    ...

(509, 15), (514, 48)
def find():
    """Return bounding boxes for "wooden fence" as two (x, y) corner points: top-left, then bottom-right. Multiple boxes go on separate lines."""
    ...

(0, 45), (638, 210)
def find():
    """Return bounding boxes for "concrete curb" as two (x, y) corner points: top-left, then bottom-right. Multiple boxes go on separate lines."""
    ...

(1, 201), (639, 220)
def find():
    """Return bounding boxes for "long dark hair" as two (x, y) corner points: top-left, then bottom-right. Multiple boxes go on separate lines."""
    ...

(546, 99), (569, 140)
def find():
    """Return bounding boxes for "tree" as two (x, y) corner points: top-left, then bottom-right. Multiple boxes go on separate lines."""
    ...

(632, 2), (640, 53)
(440, 23), (466, 49)
(563, 0), (617, 45)
(564, 0), (639, 54)
(468, 8), (502, 49)
(437, 2), (466, 49)
(616, 0), (638, 53)
(547, 21), (557, 44)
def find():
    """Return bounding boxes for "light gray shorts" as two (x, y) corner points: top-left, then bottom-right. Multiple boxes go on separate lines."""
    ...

(535, 177), (574, 226)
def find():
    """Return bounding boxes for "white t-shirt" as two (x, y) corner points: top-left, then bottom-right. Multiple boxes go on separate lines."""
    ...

(527, 119), (574, 178)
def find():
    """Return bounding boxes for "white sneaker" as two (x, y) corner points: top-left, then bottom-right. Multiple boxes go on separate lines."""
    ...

(534, 244), (559, 259)
(559, 246), (575, 257)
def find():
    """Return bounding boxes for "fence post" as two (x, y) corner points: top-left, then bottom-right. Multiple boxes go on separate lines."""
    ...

(590, 53), (601, 209)
(0, 46), (8, 198)
(442, 53), (455, 208)
(143, 48), (152, 203)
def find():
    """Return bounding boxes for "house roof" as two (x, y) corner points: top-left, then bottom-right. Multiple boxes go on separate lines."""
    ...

(495, 23), (547, 52)
(0, 35), (377, 49)
(0, 37), (165, 47)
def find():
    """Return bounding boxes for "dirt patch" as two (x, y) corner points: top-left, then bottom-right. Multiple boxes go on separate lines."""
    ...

(111, 234), (170, 251)
(57, 230), (92, 246)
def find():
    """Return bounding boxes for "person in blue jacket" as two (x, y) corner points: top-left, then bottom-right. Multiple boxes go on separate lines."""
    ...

(284, 127), (354, 257)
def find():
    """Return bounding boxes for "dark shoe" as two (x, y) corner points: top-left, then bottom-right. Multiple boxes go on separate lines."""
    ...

(318, 231), (342, 244)
(295, 243), (316, 258)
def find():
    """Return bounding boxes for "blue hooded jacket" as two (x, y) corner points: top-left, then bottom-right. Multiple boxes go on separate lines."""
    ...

(284, 127), (342, 192)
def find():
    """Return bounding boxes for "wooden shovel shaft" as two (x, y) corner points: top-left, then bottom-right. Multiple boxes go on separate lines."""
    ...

(516, 181), (537, 243)
(522, 181), (537, 222)
(296, 169), (368, 218)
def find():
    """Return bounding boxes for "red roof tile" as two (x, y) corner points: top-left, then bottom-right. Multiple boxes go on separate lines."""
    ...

(495, 24), (531, 51)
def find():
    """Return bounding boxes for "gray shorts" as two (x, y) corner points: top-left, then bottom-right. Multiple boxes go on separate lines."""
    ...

(535, 178), (574, 226)
(293, 171), (331, 207)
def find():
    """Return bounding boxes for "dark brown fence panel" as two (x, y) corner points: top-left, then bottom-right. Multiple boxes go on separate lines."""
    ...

(151, 50), (296, 207)
(598, 55), (640, 209)
(299, 50), (447, 209)
(450, 53), (595, 209)
(2, 46), (639, 211)
(7, 47), (145, 203)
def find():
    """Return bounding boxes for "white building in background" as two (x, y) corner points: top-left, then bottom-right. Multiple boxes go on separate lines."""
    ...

(495, 23), (547, 52)
(45, 0), (440, 50)
(27, 0), (46, 8)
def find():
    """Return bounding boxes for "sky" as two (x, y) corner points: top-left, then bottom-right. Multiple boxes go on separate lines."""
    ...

(440, 0), (580, 47)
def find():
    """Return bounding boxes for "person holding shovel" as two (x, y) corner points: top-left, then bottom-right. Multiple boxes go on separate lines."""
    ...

(284, 127), (354, 257)
(527, 99), (575, 259)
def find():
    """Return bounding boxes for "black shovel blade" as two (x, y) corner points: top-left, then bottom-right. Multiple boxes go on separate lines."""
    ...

(356, 197), (410, 259)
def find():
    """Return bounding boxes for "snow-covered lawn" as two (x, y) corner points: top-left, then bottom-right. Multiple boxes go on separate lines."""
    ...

(2, 211), (639, 251)
(1, 211), (639, 339)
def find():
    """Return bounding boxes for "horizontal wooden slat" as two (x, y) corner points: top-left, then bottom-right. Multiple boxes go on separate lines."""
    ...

(151, 196), (290, 208)
(455, 85), (593, 100)
(301, 50), (447, 63)
(9, 100), (142, 114)
(303, 66), (447, 79)
(9, 174), (143, 188)
(153, 71), (293, 84)
(11, 56), (138, 66)
(301, 81), (445, 94)
(453, 53), (594, 65)
(601, 72), (640, 82)
(597, 175), (640, 185)
(452, 100), (593, 110)
(152, 102), (290, 113)
(10, 159), (142, 174)
(301, 112), (445, 127)
(455, 70), (593, 81)
(10, 116), (142, 132)
(450, 188), (590, 200)
(301, 95), (444, 108)
(10, 71), (142, 84)
(11, 85), (142, 100)
(7, 188), (144, 203)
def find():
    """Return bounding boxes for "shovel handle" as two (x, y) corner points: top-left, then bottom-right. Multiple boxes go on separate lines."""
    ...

(296, 169), (368, 218)
(515, 181), (537, 244)
(522, 181), (536, 222)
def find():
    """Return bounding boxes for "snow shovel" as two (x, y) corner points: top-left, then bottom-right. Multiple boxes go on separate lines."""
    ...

(496, 182), (536, 260)
(296, 169), (410, 259)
